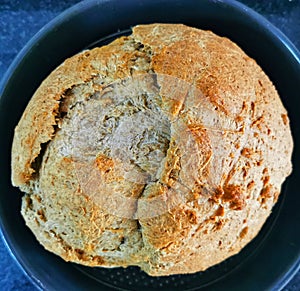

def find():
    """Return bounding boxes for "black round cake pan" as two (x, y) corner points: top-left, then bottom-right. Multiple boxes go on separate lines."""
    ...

(0, 0), (299, 290)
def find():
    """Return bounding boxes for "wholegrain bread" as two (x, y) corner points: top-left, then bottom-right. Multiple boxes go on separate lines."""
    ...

(11, 24), (293, 276)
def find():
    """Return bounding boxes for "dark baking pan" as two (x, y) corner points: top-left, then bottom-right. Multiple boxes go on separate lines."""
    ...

(0, 0), (299, 290)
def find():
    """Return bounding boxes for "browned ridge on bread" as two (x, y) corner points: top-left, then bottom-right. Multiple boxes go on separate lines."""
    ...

(11, 24), (293, 276)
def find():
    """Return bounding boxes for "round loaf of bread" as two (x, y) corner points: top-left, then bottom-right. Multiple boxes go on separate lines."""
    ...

(11, 24), (293, 276)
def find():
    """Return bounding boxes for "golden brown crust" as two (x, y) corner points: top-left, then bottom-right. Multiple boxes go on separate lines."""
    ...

(12, 23), (293, 276)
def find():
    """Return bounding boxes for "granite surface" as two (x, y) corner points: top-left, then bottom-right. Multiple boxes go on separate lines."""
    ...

(0, 0), (299, 290)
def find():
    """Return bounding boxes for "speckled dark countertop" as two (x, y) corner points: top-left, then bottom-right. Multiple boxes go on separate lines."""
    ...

(0, 0), (299, 290)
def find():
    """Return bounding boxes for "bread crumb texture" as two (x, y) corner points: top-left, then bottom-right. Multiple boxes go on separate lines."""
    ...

(11, 24), (293, 276)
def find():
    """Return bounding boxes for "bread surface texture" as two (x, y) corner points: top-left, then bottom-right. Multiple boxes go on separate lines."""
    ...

(11, 23), (293, 276)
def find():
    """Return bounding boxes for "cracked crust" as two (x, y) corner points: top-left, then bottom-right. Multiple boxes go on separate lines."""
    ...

(12, 24), (293, 276)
